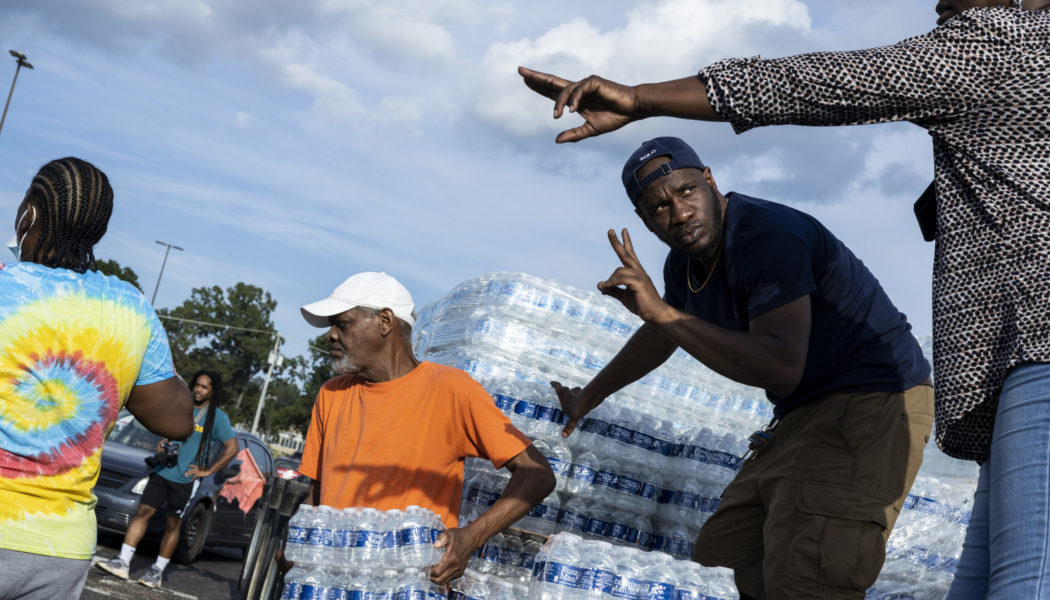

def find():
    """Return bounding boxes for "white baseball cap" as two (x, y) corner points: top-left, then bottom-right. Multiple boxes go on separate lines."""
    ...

(300, 272), (415, 328)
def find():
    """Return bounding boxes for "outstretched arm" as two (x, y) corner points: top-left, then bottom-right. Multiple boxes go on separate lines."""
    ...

(428, 445), (555, 585)
(518, 67), (722, 143)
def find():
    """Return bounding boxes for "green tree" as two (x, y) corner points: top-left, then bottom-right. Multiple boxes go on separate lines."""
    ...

(158, 283), (278, 426)
(263, 335), (333, 436)
(95, 258), (142, 291)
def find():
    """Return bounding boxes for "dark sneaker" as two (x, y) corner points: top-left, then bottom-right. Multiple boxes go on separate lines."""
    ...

(137, 565), (164, 589)
(95, 556), (130, 579)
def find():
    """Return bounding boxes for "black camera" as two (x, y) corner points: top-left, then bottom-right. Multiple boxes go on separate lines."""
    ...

(145, 441), (180, 469)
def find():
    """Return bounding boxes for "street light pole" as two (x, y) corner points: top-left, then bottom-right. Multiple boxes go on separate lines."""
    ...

(151, 240), (184, 305)
(0, 50), (33, 138)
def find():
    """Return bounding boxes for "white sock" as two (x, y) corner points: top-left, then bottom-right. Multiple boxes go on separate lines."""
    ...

(118, 543), (135, 564)
(154, 556), (171, 572)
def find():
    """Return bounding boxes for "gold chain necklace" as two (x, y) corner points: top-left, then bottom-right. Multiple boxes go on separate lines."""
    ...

(686, 239), (724, 293)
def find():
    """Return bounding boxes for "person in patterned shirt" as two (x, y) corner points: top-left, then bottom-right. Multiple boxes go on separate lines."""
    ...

(0, 158), (194, 600)
(521, 1), (1050, 598)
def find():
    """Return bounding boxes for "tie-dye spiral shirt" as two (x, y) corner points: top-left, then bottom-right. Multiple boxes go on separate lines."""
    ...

(0, 262), (175, 559)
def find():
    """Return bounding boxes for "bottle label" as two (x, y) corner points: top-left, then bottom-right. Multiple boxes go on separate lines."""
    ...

(536, 404), (565, 424)
(519, 549), (536, 570)
(398, 526), (431, 547)
(464, 486), (500, 507)
(594, 469), (619, 489)
(546, 456), (571, 476)
(607, 521), (631, 542)
(349, 592), (373, 600)
(640, 481), (659, 500)
(651, 438), (674, 457)
(333, 529), (351, 549)
(579, 567), (616, 593)
(615, 474), (643, 495)
(381, 530), (397, 549)
(351, 530), (383, 549)
(396, 590), (426, 600)
(513, 400), (539, 419)
(646, 581), (676, 600)
(300, 584), (329, 600)
(608, 424), (635, 445)
(675, 590), (702, 600)
(583, 515), (610, 536)
(281, 581), (302, 600)
(286, 524), (307, 544)
(537, 560), (583, 587)
(328, 589), (350, 600)
(304, 527), (333, 547)
(611, 575), (647, 599)
(558, 509), (587, 532)
(580, 418), (611, 437)
(629, 430), (655, 451)
(492, 393), (515, 411)
(569, 463), (596, 484)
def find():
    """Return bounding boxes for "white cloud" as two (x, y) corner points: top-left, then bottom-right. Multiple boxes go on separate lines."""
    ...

(235, 111), (254, 127)
(477, 0), (813, 137)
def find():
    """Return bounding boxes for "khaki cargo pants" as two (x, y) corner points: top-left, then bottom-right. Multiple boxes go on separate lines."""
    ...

(693, 385), (934, 600)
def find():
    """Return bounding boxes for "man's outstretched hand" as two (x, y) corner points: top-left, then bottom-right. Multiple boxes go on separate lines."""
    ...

(597, 228), (669, 323)
(518, 66), (643, 143)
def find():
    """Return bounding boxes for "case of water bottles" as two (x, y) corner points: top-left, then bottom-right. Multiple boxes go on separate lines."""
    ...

(282, 504), (449, 599)
(413, 273), (979, 599)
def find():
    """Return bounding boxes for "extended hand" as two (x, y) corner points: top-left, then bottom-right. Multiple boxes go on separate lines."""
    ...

(551, 381), (600, 438)
(597, 229), (668, 322)
(518, 66), (643, 143)
(430, 527), (479, 585)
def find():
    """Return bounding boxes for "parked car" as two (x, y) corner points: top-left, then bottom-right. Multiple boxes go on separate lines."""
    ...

(93, 412), (274, 563)
(274, 455), (309, 482)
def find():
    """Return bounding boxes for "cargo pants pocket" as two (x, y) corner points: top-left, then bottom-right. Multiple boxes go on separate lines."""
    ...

(787, 482), (891, 592)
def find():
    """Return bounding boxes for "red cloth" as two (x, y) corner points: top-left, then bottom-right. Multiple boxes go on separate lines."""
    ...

(220, 447), (265, 515)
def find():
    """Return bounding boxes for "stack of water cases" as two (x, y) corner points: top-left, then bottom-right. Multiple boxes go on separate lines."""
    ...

(282, 504), (448, 599)
(528, 532), (736, 599)
(415, 273), (979, 599)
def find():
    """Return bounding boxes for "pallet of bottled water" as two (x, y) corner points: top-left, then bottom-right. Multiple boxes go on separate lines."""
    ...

(282, 504), (448, 599)
(528, 533), (735, 599)
(415, 272), (979, 598)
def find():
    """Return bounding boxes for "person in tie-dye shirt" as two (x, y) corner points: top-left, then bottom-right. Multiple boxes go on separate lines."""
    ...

(0, 157), (194, 600)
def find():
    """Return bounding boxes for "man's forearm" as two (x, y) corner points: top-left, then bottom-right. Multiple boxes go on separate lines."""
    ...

(464, 465), (555, 547)
(635, 76), (722, 122)
(646, 303), (804, 397)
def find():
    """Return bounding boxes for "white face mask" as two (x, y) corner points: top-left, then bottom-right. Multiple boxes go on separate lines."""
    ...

(7, 206), (36, 263)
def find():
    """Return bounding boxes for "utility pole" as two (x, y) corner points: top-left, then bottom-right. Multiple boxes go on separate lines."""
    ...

(251, 334), (283, 435)
(151, 240), (183, 305)
(0, 50), (33, 137)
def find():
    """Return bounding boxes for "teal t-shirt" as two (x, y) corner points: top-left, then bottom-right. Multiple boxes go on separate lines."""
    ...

(155, 406), (235, 484)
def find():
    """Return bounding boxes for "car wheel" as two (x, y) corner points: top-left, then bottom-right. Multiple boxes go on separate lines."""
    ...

(175, 502), (212, 564)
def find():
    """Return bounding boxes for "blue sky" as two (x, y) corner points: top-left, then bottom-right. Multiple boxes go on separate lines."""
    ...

(0, 0), (938, 361)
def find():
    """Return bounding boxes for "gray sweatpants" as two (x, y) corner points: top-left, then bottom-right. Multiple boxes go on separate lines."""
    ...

(0, 548), (90, 600)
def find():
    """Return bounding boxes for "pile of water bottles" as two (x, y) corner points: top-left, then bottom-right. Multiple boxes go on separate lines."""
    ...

(282, 505), (448, 599)
(409, 272), (979, 598)
(528, 533), (736, 600)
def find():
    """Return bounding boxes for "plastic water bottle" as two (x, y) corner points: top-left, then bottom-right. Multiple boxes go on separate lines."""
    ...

(675, 561), (705, 600)
(333, 508), (354, 565)
(532, 533), (583, 600)
(298, 565), (330, 600)
(281, 564), (307, 600)
(286, 505), (316, 563)
(639, 553), (677, 600)
(577, 540), (616, 598)
(382, 509), (403, 568)
(399, 506), (435, 568)
(396, 569), (428, 600)
(566, 450), (600, 496)
(355, 508), (384, 566)
(327, 570), (351, 600)
(302, 506), (335, 566)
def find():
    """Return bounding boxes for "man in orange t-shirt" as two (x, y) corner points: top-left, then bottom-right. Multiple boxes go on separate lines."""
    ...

(298, 272), (556, 585)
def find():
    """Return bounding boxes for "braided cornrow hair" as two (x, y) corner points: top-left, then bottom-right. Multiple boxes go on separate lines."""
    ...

(24, 157), (113, 273)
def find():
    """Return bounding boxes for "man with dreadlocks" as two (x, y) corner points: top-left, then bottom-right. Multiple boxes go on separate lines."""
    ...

(97, 370), (238, 588)
(0, 157), (194, 599)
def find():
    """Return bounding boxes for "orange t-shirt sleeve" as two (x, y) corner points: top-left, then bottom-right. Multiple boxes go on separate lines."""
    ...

(456, 376), (531, 469)
(298, 388), (327, 481)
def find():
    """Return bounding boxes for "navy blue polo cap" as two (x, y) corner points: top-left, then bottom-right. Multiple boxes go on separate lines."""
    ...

(621, 137), (705, 206)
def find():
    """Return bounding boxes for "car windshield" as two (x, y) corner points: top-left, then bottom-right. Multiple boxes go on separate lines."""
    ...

(109, 415), (163, 452)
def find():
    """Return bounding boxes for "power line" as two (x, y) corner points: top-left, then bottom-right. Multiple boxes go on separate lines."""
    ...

(157, 313), (279, 337)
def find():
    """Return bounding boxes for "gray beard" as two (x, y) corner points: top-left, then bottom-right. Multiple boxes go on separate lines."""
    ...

(331, 354), (357, 375)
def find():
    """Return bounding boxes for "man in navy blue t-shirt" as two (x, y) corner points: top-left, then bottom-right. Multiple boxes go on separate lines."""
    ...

(553, 137), (932, 599)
